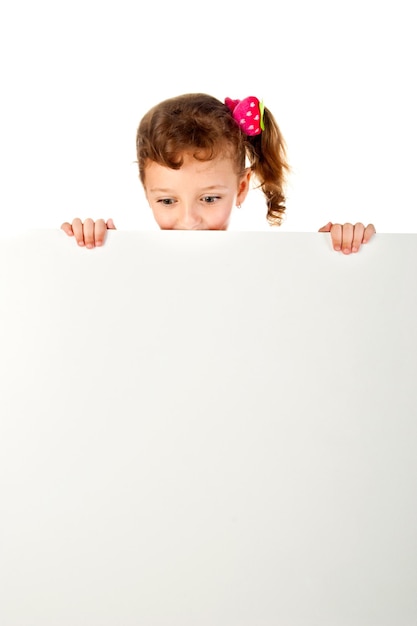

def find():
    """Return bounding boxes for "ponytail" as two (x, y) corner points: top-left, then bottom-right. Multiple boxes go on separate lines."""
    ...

(245, 107), (290, 226)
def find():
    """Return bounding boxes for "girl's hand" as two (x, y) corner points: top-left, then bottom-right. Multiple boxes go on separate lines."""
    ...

(61, 218), (116, 248)
(318, 222), (376, 254)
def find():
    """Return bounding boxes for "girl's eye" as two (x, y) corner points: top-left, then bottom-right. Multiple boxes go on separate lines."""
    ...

(157, 198), (175, 206)
(202, 195), (220, 203)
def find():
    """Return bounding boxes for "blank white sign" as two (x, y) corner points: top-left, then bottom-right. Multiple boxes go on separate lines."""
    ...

(0, 230), (416, 626)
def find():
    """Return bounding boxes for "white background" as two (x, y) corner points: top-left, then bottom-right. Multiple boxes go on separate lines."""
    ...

(0, 0), (416, 234)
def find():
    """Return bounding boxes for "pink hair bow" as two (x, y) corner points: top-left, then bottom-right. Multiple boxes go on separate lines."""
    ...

(225, 96), (265, 136)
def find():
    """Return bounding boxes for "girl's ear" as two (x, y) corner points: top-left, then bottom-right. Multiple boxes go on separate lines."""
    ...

(236, 169), (251, 206)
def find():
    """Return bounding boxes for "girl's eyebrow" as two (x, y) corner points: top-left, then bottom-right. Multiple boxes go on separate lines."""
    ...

(148, 187), (175, 193)
(149, 185), (229, 193)
(201, 185), (229, 191)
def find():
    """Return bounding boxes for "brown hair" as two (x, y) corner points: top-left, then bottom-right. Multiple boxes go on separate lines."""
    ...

(136, 93), (290, 226)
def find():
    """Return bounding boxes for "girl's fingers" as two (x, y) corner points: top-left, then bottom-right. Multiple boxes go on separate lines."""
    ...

(82, 218), (95, 248)
(363, 223), (376, 243)
(329, 223), (343, 251)
(318, 222), (332, 233)
(341, 223), (354, 254)
(61, 218), (116, 248)
(71, 218), (86, 246)
(61, 222), (74, 236)
(320, 222), (376, 253)
(94, 219), (107, 247)
(351, 223), (365, 253)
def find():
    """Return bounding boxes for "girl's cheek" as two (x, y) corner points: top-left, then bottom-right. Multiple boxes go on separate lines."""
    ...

(211, 207), (232, 230)
(152, 210), (172, 229)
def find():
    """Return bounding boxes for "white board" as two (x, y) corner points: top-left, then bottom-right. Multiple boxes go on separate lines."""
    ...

(1, 230), (416, 625)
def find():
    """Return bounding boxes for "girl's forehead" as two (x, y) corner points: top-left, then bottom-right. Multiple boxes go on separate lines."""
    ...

(143, 155), (243, 195)
(145, 152), (239, 178)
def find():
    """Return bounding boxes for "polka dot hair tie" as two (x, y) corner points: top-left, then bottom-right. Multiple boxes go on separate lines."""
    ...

(224, 96), (265, 136)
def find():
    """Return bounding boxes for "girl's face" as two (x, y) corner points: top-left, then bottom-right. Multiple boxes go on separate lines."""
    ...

(143, 152), (251, 230)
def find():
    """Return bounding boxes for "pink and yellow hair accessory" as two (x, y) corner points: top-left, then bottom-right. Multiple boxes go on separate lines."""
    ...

(225, 96), (265, 136)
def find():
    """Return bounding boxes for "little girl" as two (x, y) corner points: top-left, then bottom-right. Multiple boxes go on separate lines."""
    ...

(61, 93), (375, 253)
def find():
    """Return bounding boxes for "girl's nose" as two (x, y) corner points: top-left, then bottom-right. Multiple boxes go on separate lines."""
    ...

(176, 206), (203, 230)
